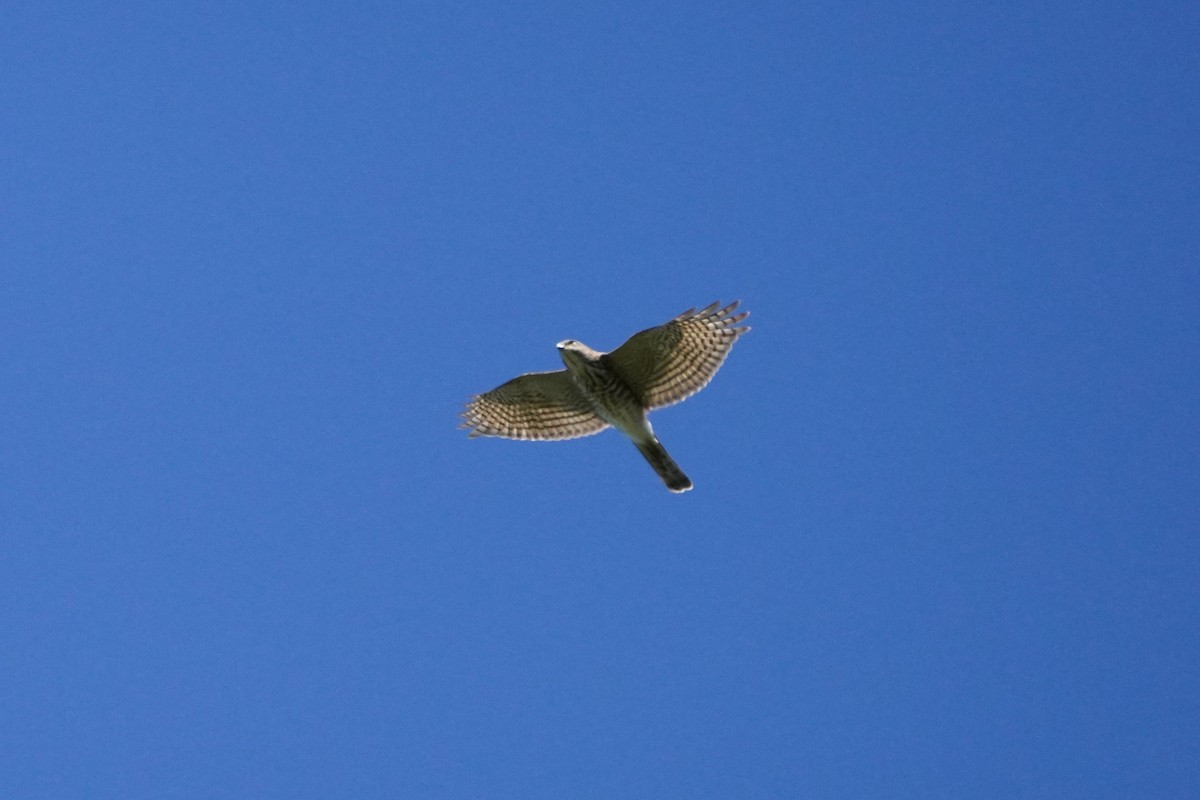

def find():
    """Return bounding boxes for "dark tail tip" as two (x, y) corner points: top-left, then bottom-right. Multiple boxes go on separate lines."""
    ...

(635, 439), (693, 493)
(665, 474), (694, 493)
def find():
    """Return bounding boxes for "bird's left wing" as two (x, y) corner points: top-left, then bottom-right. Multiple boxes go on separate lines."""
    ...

(607, 300), (749, 410)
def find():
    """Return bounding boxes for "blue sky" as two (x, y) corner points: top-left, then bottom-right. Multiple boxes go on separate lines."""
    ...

(3, 2), (1198, 797)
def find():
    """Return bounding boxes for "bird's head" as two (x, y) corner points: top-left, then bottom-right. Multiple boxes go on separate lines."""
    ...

(556, 339), (602, 369)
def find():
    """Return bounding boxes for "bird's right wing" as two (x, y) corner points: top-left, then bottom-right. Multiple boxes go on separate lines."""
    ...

(461, 370), (610, 440)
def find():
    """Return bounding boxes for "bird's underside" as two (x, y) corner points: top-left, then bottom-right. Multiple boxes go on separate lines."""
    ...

(461, 300), (750, 492)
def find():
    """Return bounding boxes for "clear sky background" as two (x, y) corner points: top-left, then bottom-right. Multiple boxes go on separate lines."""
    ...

(3, 2), (1198, 798)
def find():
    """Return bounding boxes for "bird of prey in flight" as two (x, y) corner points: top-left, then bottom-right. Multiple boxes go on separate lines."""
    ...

(461, 301), (750, 492)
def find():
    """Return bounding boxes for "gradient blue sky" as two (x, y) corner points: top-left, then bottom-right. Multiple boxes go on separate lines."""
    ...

(3, 2), (1198, 798)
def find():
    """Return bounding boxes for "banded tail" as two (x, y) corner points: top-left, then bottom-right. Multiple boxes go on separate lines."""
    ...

(634, 438), (693, 493)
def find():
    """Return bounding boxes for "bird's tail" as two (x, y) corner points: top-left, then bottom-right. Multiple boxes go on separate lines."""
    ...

(635, 438), (693, 493)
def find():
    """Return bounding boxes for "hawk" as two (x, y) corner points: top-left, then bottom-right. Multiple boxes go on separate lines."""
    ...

(461, 300), (750, 492)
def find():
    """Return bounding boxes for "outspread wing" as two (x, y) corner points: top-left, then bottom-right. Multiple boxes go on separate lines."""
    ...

(460, 370), (610, 441)
(607, 300), (750, 410)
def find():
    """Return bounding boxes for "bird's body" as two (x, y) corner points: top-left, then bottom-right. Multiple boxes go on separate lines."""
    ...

(555, 340), (692, 491)
(461, 301), (749, 493)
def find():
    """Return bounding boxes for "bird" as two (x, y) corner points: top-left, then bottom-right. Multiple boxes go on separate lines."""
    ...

(460, 300), (750, 492)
